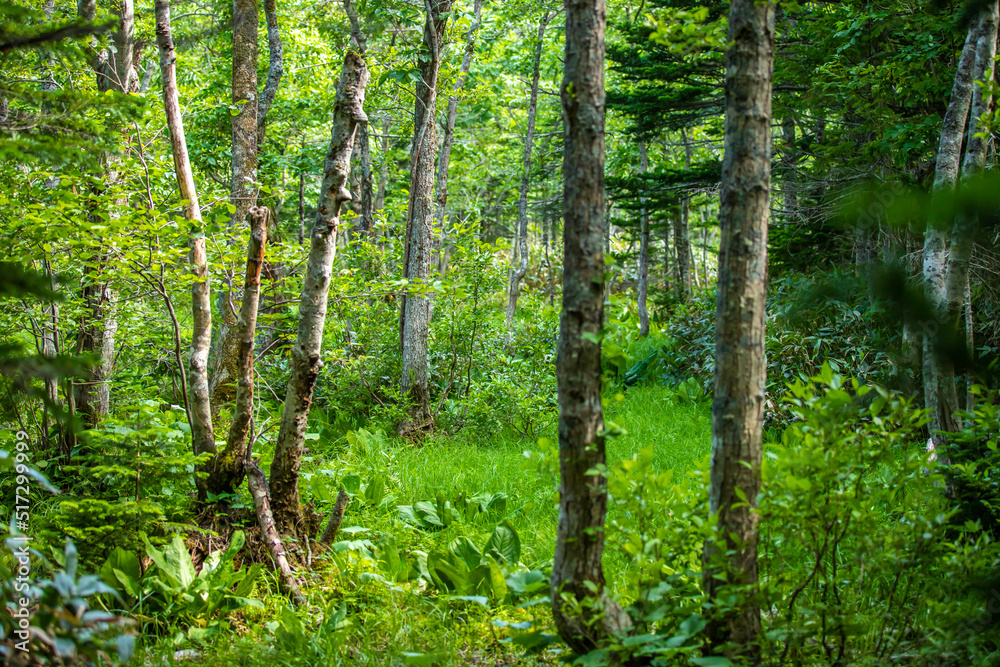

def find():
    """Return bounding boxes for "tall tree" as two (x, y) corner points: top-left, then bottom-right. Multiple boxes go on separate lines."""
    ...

(344, 0), (376, 236)
(434, 0), (483, 260)
(74, 0), (135, 427)
(637, 140), (650, 336)
(269, 51), (369, 536)
(922, 11), (987, 440)
(703, 0), (774, 656)
(154, 0), (216, 494)
(506, 11), (552, 339)
(550, 0), (630, 654)
(399, 0), (453, 433)
(674, 128), (693, 302)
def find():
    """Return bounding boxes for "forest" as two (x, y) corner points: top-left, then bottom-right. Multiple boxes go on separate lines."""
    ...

(1, 0), (999, 664)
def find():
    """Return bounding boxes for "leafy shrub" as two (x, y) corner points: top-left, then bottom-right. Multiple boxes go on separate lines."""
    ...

(1, 538), (134, 665)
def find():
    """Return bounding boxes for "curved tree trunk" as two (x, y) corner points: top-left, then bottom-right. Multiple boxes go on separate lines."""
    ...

(269, 51), (369, 536)
(505, 11), (551, 343)
(674, 128), (693, 302)
(207, 208), (269, 495)
(154, 0), (217, 495)
(551, 0), (630, 655)
(637, 140), (650, 337)
(399, 0), (453, 433)
(922, 12), (986, 441)
(703, 0), (774, 657)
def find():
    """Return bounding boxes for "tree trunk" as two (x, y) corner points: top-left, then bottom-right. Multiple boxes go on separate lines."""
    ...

(674, 128), (693, 302)
(781, 115), (797, 221)
(938, 1), (998, 433)
(637, 140), (650, 337)
(703, 0), (774, 656)
(207, 208), (269, 496)
(435, 0), (483, 265)
(399, 0), (453, 432)
(74, 0), (135, 428)
(257, 0), (283, 137)
(922, 12), (985, 440)
(210, 0), (260, 411)
(269, 51), (369, 537)
(551, 0), (630, 655)
(506, 11), (551, 340)
(155, 0), (217, 493)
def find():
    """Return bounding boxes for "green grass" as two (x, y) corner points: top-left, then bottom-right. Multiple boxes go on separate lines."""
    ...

(144, 384), (711, 666)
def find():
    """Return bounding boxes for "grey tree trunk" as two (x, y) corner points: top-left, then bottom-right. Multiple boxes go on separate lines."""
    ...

(922, 12), (985, 439)
(506, 11), (551, 339)
(674, 128), (693, 302)
(269, 51), (369, 536)
(938, 1), (999, 433)
(257, 0), (283, 137)
(344, 0), (376, 237)
(74, 0), (134, 427)
(703, 0), (774, 656)
(210, 0), (261, 411)
(551, 0), (631, 654)
(781, 115), (797, 220)
(399, 0), (453, 433)
(434, 0), (483, 264)
(637, 140), (650, 337)
(154, 0), (217, 493)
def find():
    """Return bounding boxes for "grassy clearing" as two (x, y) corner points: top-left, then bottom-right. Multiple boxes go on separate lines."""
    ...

(144, 384), (710, 666)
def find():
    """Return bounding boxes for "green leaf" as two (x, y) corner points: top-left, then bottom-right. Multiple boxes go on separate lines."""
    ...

(485, 521), (521, 565)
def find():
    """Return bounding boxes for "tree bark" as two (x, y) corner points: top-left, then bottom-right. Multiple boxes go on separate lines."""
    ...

(207, 208), (269, 496)
(257, 0), (283, 137)
(269, 51), (369, 536)
(922, 12), (986, 440)
(74, 0), (135, 428)
(210, 0), (261, 411)
(434, 0), (483, 263)
(551, 0), (630, 655)
(938, 1), (998, 432)
(637, 140), (650, 337)
(674, 128), (693, 302)
(399, 0), (453, 432)
(506, 11), (551, 340)
(155, 0), (217, 493)
(703, 0), (774, 656)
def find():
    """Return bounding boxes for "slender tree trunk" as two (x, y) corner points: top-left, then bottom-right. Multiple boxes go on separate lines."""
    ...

(399, 0), (453, 433)
(206, 208), (269, 496)
(435, 0), (483, 265)
(675, 128), (693, 302)
(922, 13), (985, 440)
(703, 0), (774, 656)
(781, 115), (797, 221)
(210, 0), (260, 410)
(506, 11), (551, 340)
(343, 0), (375, 237)
(965, 274), (975, 413)
(269, 51), (369, 536)
(257, 0), (283, 138)
(551, 0), (630, 654)
(376, 118), (390, 212)
(155, 0), (217, 494)
(637, 140), (650, 337)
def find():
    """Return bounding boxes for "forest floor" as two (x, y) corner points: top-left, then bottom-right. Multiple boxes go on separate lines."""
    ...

(142, 385), (711, 666)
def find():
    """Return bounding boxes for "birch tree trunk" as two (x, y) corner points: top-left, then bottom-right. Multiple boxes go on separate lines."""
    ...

(551, 0), (630, 654)
(399, 0), (453, 433)
(939, 1), (999, 431)
(505, 12), (551, 340)
(637, 140), (650, 337)
(154, 0), (217, 493)
(435, 0), (483, 265)
(922, 13), (984, 439)
(344, 0), (376, 236)
(269, 51), (369, 536)
(257, 0), (283, 138)
(674, 128), (693, 302)
(703, 0), (774, 656)
(210, 0), (260, 410)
